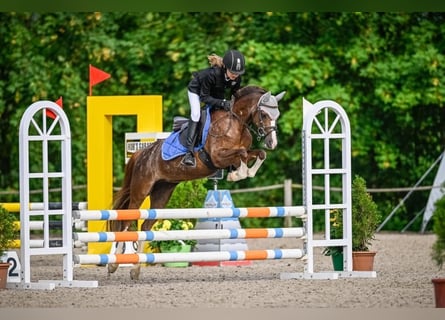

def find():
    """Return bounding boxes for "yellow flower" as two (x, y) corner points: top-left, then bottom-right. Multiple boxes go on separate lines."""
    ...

(149, 219), (197, 251)
(162, 220), (172, 230)
(323, 209), (344, 256)
(152, 220), (162, 230)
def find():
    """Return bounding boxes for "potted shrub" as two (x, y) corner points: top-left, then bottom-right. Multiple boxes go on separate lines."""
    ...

(150, 219), (197, 263)
(431, 194), (445, 307)
(350, 175), (381, 271)
(323, 175), (380, 271)
(0, 205), (18, 289)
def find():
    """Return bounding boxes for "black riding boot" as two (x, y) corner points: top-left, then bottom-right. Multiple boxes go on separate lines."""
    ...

(182, 120), (199, 167)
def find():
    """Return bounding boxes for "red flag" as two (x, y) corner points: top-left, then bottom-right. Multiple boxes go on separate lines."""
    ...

(89, 64), (111, 95)
(46, 96), (63, 119)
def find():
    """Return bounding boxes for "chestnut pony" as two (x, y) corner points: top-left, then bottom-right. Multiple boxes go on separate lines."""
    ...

(108, 85), (285, 279)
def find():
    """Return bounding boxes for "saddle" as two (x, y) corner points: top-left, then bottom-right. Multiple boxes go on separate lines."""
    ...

(161, 108), (211, 162)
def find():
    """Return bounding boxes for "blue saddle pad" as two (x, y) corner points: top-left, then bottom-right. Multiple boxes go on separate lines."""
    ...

(161, 111), (211, 161)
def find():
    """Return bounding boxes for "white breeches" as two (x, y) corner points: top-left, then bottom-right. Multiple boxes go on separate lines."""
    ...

(188, 91), (201, 122)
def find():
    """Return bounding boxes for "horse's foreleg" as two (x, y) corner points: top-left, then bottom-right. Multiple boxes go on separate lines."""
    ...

(227, 150), (267, 181)
(246, 157), (265, 178)
(227, 161), (248, 181)
(246, 150), (267, 178)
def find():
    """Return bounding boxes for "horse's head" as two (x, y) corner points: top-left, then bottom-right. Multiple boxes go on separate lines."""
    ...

(254, 90), (285, 150)
(232, 86), (285, 150)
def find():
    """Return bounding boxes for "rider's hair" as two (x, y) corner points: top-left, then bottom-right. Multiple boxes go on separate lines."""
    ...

(208, 53), (223, 68)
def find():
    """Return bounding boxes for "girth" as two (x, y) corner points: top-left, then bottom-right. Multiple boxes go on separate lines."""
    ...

(198, 148), (219, 170)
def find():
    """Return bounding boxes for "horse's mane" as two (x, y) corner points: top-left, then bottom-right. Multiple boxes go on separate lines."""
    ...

(234, 85), (266, 99)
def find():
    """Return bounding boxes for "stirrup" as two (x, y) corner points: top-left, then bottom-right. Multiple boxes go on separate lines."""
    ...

(181, 152), (196, 167)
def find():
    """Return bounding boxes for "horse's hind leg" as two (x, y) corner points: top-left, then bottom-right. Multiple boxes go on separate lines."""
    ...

(130, 241), (142, 281)
(107, 241), (125, 276)
(129, 182), (179, 280)
(107, 220), (131, 275)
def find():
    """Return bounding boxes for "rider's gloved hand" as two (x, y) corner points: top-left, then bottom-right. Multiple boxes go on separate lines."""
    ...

(220, 99), (231, 111)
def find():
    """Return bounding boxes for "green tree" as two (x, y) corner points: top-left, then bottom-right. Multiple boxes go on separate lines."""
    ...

(1, 13), (445, 231)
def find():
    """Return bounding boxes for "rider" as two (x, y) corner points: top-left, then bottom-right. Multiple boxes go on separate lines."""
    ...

(182, 49), (246, 167)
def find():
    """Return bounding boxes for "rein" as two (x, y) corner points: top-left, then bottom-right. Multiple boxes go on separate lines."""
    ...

(207, 111), (236, 138)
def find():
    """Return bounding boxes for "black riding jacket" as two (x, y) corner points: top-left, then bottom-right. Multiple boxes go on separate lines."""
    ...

(187, 66), (242, 108)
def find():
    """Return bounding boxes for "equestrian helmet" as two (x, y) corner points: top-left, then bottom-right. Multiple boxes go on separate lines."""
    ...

(223, 50), (245, 75)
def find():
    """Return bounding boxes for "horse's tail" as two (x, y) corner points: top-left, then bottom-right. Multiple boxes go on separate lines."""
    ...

(108, 150), (141, 232)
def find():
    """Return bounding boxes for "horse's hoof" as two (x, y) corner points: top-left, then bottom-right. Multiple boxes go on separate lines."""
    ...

(130, 269), (140, 280)
(107, 263), (118, 274)
(227, 171), (242, 182)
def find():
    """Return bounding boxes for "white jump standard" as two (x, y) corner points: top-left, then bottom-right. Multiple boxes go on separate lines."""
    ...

(13, 101), (98, 290)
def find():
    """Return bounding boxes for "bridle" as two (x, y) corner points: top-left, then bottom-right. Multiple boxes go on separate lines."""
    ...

(246, 92), (280, 141)
(249, 105), (277, 141)
(208, 91), (280, 141)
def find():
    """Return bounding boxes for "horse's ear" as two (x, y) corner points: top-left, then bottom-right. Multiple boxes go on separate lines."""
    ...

(261, 92), (272, 103)
(275, 91), (286, 102)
